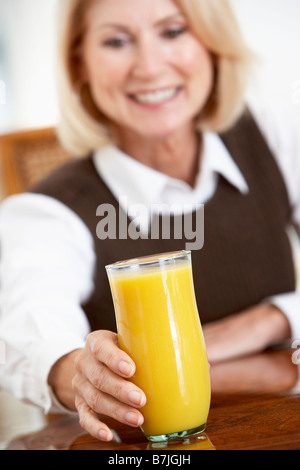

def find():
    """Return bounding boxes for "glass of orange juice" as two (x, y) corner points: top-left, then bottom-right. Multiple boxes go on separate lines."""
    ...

(106, 250), (211, 442)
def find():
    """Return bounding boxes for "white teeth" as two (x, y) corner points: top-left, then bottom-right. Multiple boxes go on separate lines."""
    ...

(133, 87), (178, 104)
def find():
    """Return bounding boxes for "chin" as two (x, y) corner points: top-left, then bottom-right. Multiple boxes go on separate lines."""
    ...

(135, 122), (186, 141)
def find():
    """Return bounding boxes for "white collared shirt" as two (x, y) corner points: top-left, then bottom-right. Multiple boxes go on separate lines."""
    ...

(0, 100), (299, 413)
(93, 130), (250, 211)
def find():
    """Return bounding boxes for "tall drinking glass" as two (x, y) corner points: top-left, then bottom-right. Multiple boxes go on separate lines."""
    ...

(106, 251), (211, 442)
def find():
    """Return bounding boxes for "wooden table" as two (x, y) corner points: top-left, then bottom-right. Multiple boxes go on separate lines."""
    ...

(2, 348), (300, 451)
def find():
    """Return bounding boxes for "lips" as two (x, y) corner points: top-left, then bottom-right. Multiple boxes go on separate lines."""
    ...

(129, 87), (181, 105)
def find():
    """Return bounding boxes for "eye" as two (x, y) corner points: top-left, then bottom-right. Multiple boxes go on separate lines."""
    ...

(162, 26), (187, 40)
(103, 35), (129, 49)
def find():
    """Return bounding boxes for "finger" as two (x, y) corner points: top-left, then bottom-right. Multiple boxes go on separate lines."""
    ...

(75, 394), (114, 442)
(77, 356), (146, 408)
(88, 330), (136, 378)
(75, 376), (144, 428)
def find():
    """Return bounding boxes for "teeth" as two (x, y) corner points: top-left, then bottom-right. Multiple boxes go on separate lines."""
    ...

(133, 87), (178, 104)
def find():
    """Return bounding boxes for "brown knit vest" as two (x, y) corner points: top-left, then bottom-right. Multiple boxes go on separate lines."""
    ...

(30, 111), (296, 331)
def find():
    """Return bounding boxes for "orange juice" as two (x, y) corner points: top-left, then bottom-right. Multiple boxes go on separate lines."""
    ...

(106, 251), (211, 441)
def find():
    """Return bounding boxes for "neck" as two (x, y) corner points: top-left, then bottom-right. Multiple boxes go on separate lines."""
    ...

(113, 124), (202, 188)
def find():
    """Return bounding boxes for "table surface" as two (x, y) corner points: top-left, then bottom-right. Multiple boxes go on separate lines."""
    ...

(2, 347), (300, 450)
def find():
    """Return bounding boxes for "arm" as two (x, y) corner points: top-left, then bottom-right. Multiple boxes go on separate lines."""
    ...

(203, 303), (291, 364)
(0, 194), (93, 412)
(0, 194), (146, 441)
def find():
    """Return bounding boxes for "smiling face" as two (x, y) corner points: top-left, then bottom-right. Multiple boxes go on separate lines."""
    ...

(81, 0), (214, 141)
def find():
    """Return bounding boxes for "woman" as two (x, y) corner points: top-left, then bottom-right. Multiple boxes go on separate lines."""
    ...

(0, 0), (299, 442)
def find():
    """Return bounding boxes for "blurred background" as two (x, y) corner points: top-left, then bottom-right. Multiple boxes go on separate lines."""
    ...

(0, 0), (300, 133)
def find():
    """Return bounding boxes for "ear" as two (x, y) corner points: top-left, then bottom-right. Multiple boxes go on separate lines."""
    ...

(79, 55), (90, 83)
(69, 47), (89, 90)
(73, 36), (90, 84)
(77, 54), (89, 84)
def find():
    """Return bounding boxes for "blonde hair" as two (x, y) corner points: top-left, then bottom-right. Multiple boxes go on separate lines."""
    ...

(56, 0), (255, 157)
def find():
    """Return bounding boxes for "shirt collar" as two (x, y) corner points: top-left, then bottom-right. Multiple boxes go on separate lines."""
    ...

(202, 132), (249, 195)
(93, 133), (249, 208)
(93, 146), (169, 210)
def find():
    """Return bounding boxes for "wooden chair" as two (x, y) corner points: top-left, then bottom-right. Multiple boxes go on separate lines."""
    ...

(0, 127), (73, 198)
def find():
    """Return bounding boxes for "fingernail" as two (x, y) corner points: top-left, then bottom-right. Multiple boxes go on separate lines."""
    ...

(125, 412), (143, 426)
(119, 361), (134, 376)
(128, 390), (146, 407)
(99, 430), (110, 441)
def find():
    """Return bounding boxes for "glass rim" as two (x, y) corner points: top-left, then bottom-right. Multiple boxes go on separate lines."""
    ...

(105, 250), (191, 272)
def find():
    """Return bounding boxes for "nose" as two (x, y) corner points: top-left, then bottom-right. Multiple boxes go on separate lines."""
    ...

(131, 36), (166, 80)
